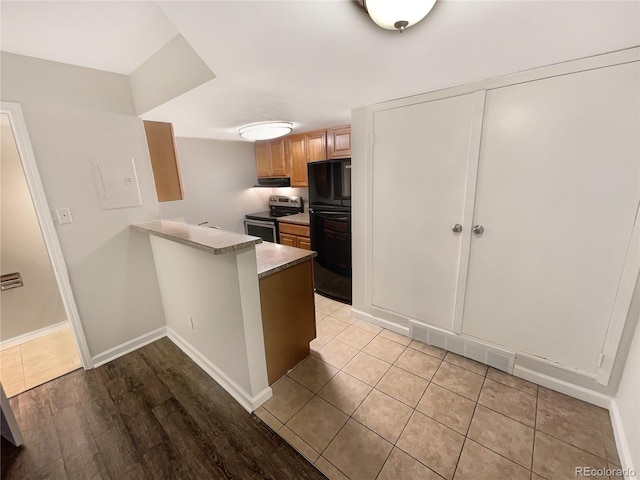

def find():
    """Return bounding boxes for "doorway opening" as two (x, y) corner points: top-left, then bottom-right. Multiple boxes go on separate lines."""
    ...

(0, 103), (91, 397)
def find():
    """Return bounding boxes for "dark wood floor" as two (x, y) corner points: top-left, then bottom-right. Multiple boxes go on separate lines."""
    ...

(1, 337), (326, 480)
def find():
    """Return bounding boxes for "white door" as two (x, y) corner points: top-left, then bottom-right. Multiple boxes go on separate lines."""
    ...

(371, 93), (481, 329)
(461, 63), (640, 374)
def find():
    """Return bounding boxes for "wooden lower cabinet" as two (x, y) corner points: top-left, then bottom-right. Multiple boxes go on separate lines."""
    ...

(279, 222), (311, 250)
(259, 260), (316, 385)
(279, 233), (297, 248)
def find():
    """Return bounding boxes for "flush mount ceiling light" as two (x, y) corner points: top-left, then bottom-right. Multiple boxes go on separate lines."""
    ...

(363, 0), (437, 32)
(238, 122), (293, 141)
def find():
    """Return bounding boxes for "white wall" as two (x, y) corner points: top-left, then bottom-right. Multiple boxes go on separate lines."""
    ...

(149, 235), (270, 410)
(0, 52), (166, 358)
(130, 34), (215, 115)
(612, 277), (640, 474)
(157, 137), (275, 233)
(0, 114), (67, 340)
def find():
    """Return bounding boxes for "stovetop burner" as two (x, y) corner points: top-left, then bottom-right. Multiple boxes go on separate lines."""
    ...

(245, 195), (303, 221)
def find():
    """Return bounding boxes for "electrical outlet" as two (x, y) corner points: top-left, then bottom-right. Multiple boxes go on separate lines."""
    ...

(55, 208), (73, 225)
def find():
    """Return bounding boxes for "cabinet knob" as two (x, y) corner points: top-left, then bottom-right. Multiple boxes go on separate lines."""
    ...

(452, 224), (463, 233)
(473, 225), (485, 235)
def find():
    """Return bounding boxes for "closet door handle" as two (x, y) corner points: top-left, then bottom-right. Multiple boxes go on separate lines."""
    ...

(452, 224), (463, 233)
(473, 225), (485, 235)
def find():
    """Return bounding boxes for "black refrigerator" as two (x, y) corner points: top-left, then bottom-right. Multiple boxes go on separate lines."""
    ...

(308, 159), (352, 304)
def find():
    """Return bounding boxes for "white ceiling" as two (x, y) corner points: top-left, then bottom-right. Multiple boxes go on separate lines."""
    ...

(1, 1), (639, 141)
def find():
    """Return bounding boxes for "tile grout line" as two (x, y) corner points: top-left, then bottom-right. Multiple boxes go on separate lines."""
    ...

(532, 428), (613, 463)
(451, 372), (486, 478)
(18, 344), (27, 395)
(274, 317), (610, 480)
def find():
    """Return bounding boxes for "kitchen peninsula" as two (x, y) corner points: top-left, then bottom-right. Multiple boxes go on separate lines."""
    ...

(131, 220), (317, 411)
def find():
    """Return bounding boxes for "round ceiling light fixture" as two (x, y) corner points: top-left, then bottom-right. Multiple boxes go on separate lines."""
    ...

(238, 122), (293, 141)
(364, 0), (437, 32)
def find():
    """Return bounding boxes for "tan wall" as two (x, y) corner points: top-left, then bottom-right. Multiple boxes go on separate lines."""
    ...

(0, 114), (67, 340)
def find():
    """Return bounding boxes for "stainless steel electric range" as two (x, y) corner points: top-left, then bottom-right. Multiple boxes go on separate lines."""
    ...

(244, 195), (304, 243)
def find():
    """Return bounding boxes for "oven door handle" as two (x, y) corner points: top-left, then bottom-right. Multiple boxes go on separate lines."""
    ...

(244, 219), (277, 227)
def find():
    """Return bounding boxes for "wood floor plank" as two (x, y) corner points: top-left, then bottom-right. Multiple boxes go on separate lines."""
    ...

(71, 369), (121, 439)
(10, 386), (63, 472)
(94, 424), (152, 480)
(1, 337), (325, 480)
(1, 436), (35, 480)
(36, 457), (67, 480)
(45, 369), (83, 414)
(96, 363), (166, 450)
(53, 403), (99, 465)
(64, 452), (111, 480)
(118, 350), (173, 408)
(152, 397), (230, 479)
(142, 437), (198, 480)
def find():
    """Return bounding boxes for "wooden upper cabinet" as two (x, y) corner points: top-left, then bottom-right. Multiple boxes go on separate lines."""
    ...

(254, 125), (348, 185)
(307, 130), (327, 162)
(288, 130), (327, 187)
(286, 134), (307, 187)
(327, 125), (351, 159)
(269, 140), (287, 176)
(255, 142), (272, 177)
(143, 120), (184, 202)
(254, 137), (287, 177)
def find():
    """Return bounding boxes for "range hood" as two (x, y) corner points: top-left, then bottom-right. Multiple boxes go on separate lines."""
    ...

(254, 177), (290, 187)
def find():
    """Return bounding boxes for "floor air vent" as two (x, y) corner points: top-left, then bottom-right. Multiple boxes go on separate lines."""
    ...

(410, 321), (515, 373)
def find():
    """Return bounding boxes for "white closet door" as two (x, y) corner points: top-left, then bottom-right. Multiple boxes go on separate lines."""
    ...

(372, 93), (479, 329)
(462, 63), (640, 373)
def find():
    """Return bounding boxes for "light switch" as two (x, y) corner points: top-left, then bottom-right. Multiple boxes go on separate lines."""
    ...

(56, 208), (73, 224)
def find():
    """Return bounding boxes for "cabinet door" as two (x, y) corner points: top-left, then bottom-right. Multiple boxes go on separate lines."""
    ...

(371, 93), (480, 330)
(279, 233), (297, 247)
(462, 63), (640, 374)
(287, 134), (307, 187)
(269, 139), (287, 176)
(327, 125), (351, 159)
(306, 131), (327, 162)
(255, 142), (271, 177)
(143, 120), (184, 202)
(297, 237), (311, 250)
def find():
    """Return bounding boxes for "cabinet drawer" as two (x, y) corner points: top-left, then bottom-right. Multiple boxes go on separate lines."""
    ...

(279, 233), (297, 247)
(297, 238), (311, 250)
(279, 222), (310, 237)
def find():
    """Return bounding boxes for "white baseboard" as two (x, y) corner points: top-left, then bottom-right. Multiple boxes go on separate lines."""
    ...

(92, 327), (167, 367)
(608, 400), (636, 478)
(1, 321), (69, 350)
(351, 308), (410, 336)
(513, 364), (612, 409)
(166, 327), (272, 413)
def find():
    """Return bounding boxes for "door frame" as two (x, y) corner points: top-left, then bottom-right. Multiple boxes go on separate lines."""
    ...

(1, 102), (92, 369)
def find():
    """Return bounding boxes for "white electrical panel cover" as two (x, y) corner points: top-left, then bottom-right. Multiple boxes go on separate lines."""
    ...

(93, 158), (143, 209)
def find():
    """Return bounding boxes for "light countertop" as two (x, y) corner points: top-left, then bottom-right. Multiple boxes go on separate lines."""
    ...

(256, 242), (316, 279)
(131, 220), (261, 255)
(132, 220), (315, 278)
(277, 212), (309, 226)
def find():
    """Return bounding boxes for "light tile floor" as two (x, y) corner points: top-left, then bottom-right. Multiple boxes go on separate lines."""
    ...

(255, 295), (623, 480)
(0, 324), (81, 397)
